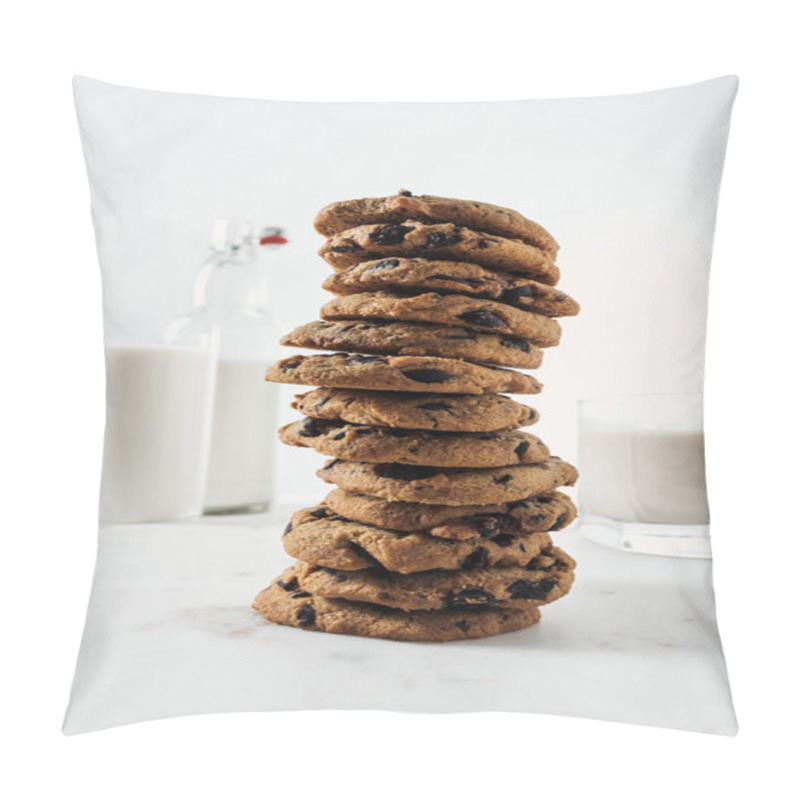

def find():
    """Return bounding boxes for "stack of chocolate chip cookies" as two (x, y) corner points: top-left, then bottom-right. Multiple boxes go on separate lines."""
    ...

(253, 190), (580, 642)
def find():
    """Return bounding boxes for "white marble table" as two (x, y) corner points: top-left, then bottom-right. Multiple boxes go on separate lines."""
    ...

(64, 507), (737, 734)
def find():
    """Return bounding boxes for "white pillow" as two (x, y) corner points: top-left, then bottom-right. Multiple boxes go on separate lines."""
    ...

(64, 75), (738, 735)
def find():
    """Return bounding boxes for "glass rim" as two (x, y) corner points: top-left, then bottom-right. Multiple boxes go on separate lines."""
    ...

(578, 391), (703, 408)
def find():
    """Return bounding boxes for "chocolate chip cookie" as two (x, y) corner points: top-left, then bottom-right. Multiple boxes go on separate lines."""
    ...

(317, 457), (579, 506)
(253, 567), (542, 642)
(282, 504), (553, 573)
(321, 291), (561, 347)
(324, 489), (577, 539)
(323, 258), (579, 317)
(292, 388), (538, 432)
(265, 353), (543, 395)
(279, 417), (550, 468)
(314, 190), (559, 257)
(281, 320), (543, 369)
(295, 545), (576, 611)
(320, 221), (559, 284)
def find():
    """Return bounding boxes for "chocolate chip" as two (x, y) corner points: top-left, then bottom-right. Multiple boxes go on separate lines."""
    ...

(331, 431), (347, 440)
(401, 368), (454, 383)
(506, 577), (558, 600)
(376, 464), (440, 481)
(283, 522), (293, 535)
(477, 240), (491, 249)
(548, 514), (568, 531)
(491, 534), (515, 547)
(457, 309), (506, 329)
(492, 474), (513, 484)
(281, 357), (303, 370)
(499, 286), (535, 304)
(416, 402), (453, 411)
(515, 441), (530, 459)
(446, 588), (497, 606)
(365, 258), (401, 272)
(473, 519), (497, 537)
(369, 224), (413, 245)
(290, 590), (311, 599)
(474, 514), (511, 537)
(500, 336), (531, 353)
(537, 495), (555, 504)
(455, 619), (471, 632)
(427, 231), (462, 247)
(299, 417), (324, 437)
(309, 507), (330, 519)
(296, 605), (316, 626)
(277, 577), (299, 591)
(398, 190), (413, 197)
(460, 547), (490, 570)
(322, 567), (348, 582)
(348, 541), (386, 569)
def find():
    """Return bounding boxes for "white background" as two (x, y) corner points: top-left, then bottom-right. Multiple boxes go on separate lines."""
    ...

(2, 1), (798, 798)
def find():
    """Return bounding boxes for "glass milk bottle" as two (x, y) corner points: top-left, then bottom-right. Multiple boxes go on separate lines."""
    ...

(166, 219), (287, 514)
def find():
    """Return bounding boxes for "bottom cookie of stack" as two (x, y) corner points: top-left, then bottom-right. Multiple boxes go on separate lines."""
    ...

(254, 566), (543, 642)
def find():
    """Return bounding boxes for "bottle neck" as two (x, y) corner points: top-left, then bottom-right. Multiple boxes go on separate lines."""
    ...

(193, 247), (268, 312)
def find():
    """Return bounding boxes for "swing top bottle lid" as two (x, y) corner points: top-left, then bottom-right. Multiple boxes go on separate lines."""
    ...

(209, 219), (288, 254)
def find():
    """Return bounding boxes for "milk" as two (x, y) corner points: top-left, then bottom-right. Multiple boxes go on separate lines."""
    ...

(99, 345), (216, 524)
(203, 358), (279, 513)
(579, 422), (710, 525)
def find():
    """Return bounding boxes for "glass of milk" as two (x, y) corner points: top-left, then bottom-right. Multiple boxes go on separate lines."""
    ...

(99, 339), (217, 524)
(578, 394), (711, 558)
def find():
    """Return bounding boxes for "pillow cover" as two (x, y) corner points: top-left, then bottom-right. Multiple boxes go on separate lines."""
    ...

(64, 75), (738, 734)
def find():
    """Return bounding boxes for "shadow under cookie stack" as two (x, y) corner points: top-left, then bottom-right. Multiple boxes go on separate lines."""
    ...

(253, 190), (580, 642)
